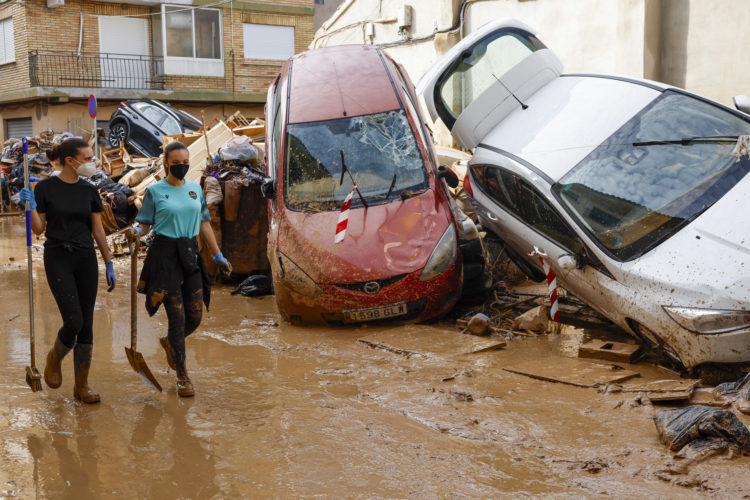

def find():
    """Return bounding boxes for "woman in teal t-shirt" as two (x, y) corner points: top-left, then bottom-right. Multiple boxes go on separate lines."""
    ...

(129, 141), (231, 397)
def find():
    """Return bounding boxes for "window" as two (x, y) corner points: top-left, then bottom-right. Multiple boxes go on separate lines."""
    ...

(284, 110), (428, 212)
(393, 65), (431, 163)
(0, 17), (15, 65)
(6, 117), (32, 140)
(243, 24), (295, 60)
(436, 28), (545, 129)
(164, 6), (221, 59)
(555, 91), (750, 261)
(473, 165), (582, 254)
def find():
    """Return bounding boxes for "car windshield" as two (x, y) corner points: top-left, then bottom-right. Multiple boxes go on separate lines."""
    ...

(284, 109), (429, 211)
(554, 91), (750, 261)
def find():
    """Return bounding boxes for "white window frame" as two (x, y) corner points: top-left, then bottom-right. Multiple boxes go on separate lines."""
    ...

(0, 17), (15, 65)
(242, 23), (295, 61)
(160, 4), (224, 77)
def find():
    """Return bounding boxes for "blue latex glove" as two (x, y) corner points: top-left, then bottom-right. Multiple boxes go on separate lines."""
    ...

(105, 262), (116, 292)
(134, 225), (143, 235)
(212, 252), (232, 276)
(19, 188), (36, 210)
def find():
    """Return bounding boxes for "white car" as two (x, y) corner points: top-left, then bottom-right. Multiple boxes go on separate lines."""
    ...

(417, 19), (750, 371)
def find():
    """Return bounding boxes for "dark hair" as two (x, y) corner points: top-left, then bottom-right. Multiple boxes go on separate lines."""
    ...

(48, 138), (90, 165)
(163, 141), (188, 161)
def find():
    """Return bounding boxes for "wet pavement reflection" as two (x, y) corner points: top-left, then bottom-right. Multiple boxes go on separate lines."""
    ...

(1, 216), (749, 498)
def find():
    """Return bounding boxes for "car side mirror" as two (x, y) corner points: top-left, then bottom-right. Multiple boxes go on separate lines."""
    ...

(438, 165), (459, 188)
(261, 177), (275, 199)
(557, 254), (578, 271)
(734, 95), (750, 114)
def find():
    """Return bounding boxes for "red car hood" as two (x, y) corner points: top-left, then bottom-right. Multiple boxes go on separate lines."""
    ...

(278, 189), (452, 283)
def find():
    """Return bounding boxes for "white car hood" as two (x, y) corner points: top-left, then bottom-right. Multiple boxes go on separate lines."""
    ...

(622, 174), (750, 308)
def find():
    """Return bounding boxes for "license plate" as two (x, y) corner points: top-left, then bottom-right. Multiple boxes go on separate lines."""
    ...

(343, 302), (407, 323)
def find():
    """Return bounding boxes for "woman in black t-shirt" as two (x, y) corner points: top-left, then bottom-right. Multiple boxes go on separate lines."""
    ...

(19, 138), (116, 404)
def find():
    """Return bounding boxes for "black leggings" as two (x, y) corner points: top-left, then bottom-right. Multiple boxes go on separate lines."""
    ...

(44, 246), (98, 348)
(163, 269), (203, 370)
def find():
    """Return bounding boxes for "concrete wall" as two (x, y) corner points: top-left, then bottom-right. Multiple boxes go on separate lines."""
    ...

(313, 0), (750, 127)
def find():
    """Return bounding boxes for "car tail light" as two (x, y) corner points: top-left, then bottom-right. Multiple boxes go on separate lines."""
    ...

(463, 171), (474, 197)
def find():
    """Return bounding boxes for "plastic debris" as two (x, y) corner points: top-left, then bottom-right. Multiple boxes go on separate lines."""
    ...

(231, 274), (272, 297)
(653, 406), (750, 458)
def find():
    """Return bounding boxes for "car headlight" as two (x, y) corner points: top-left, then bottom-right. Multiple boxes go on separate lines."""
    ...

(420, 224), (458, 282)
(278, 252), (322, 297)
(663, 306), (750, 335)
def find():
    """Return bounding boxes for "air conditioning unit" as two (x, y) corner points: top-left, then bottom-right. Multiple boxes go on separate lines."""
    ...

(47, 0), (65, 7)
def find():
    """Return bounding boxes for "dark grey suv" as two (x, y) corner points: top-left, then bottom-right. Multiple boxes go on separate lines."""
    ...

(108, 99), (201, 157)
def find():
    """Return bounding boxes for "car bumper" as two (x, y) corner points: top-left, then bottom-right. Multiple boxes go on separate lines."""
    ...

(273, 261), (462, 325)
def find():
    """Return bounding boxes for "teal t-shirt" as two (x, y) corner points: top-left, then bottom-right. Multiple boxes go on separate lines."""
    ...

(136, 179), (210, 239)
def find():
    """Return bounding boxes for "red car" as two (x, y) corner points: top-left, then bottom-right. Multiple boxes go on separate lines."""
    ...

(262, 45), (463, 325)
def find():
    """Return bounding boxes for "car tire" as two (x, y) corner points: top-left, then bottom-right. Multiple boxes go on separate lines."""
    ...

(109, 121), (129, 149)
(631, 321), (686, 372)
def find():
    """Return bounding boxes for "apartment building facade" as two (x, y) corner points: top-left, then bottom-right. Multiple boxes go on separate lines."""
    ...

(0, 0), (314, 141)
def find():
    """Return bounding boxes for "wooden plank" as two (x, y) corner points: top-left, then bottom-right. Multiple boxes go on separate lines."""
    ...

(578, 339), (640, 363)
(358, 328), (506, 358)
(503, 358), (640, 388)
(185, 121), (233, 183)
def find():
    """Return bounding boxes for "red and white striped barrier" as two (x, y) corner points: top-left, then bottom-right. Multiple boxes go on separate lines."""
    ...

(529, 247), (559, 322)
(334, 184), (356, 244)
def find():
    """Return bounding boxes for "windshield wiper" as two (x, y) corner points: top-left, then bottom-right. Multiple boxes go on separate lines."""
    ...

(339, 149), (368, 208)
(633, 135), (740, 147)
(385, 173), (397, 200)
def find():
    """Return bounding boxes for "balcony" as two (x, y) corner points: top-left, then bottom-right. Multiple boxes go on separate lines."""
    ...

(28, 50), (166, 90)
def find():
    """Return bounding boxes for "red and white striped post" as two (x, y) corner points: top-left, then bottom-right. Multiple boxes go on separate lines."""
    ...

(334, 183), (356, 244)
(529, 247), (559, 322)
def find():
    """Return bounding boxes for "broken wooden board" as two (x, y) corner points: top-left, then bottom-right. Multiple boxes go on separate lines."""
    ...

(689, 388), (731, 408)
(185, 121), (233, 183)
(578, 338), (640, 363)
(503, 357), (640, 388)
(358, 328), (506, 358)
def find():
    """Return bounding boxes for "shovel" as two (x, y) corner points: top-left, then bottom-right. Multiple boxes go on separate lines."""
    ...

(125, 240), (162, 392)
(22, 138), (42, 392)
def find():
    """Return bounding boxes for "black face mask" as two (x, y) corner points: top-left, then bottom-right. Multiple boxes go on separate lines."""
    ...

(169, 163), (189, 180)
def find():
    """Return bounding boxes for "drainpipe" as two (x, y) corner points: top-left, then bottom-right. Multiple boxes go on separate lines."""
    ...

(77, 11), (83, 56)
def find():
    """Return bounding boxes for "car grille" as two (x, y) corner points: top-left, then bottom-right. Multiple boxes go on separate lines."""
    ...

(333, 274), (407, 294)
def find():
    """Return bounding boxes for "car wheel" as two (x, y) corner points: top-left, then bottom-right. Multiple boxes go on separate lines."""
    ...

(109, 121), (128, 148)
(632, 321), (685, 371)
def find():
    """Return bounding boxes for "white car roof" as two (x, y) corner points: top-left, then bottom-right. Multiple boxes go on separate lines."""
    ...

(478, 75), (665, 182)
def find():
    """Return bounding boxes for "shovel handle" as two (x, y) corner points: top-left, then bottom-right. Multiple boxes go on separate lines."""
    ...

(23, 138), (37, 370)
(130, 240), (137, 351)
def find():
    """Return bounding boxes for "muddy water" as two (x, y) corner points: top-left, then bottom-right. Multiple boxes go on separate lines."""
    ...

(1, 217), (749, 498)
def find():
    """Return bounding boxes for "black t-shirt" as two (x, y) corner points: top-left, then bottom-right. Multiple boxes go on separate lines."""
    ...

(34, 176), (104, 249)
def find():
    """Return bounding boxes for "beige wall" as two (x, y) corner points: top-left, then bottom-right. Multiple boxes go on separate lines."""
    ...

(314, 0), (750, 110)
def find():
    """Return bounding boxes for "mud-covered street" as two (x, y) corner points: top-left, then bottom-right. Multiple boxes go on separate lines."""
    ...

(1, 216), (749, 498)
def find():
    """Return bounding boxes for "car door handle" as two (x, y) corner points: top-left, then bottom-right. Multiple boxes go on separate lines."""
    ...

(486, 211), (498, 221)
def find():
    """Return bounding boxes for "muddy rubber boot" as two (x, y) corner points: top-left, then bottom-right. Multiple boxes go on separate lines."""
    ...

(159, 336), (176, 371)
(73, 344), (100, 404)
(44, 338), (72, 389)
(176, 368), (194, 398)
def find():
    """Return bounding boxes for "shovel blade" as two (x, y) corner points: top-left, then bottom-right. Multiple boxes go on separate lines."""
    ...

(124, 347), (162, 392)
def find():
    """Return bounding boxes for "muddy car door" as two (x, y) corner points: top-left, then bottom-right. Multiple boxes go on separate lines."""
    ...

(417, 19), (563, 150)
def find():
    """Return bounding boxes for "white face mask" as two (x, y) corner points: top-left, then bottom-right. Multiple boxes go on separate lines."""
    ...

(73, 159), (97, 178)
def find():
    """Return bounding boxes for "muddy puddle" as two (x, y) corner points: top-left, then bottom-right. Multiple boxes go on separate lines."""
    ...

(1, 216), (749, 498)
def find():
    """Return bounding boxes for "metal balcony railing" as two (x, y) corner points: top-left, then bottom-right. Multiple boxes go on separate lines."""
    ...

(29, 50), (166, 90)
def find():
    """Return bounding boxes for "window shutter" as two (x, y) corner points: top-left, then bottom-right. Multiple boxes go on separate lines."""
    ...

(1, 18), (14, 64)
